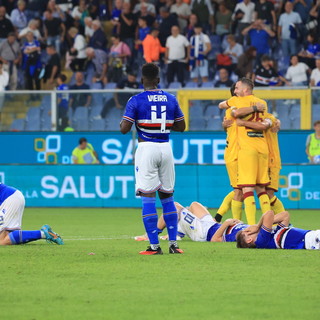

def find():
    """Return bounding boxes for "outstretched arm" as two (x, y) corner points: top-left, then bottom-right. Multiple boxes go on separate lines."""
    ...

(236, 118), (272, 130)
(231, 103), (266, 118)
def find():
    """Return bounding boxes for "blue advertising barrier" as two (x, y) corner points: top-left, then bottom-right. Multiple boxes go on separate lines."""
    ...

(0, 131), (311, 164)
(0, 164), (319, 209)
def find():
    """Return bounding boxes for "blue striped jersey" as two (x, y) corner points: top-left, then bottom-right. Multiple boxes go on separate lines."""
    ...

(122, 90), (184, 142)
(223, 223), (249, 242)
(256, 224), (310, 249)
(0, 184), (17, 206)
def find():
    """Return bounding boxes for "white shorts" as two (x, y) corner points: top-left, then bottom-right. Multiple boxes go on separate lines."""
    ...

(190, 60), (209, 79)
(0, 190), (25, 233)
(135, 142), (175, 195)
(178, 207), (217, 242)
(304, 230), (320, 250)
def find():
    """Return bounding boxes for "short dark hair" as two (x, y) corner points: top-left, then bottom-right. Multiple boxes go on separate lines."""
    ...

(142, 63), (159, 81)
(79, 137), (87, 144)
(239, 77), (254, 91)
(57, 74), (67, 82)
(261, 54), (271, 63)
(230, 83), (236, 96)
(46, 44), (55, 50)
(236, 231), (256, 248)
(314, 120), (320, 126)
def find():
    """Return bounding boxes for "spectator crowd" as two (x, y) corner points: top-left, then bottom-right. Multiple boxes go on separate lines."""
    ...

(0, 0), (320, 94)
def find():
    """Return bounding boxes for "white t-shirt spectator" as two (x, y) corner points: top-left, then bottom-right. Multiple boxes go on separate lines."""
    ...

(278, 11), (302, 40)
(232, 1), (255, 23)
(310, 67), (320, 86)
(166, 34), (189, 61)
(74, 34), (87, 59)
(285, 62), (309, 83)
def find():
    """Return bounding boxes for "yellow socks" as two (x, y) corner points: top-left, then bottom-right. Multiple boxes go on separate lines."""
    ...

(243, 191), (256, 225)
(217, 191), (234, 216)
(258, 192), (271, 214)
(270, 195), (285, 214)
(231, 199), (243, 220)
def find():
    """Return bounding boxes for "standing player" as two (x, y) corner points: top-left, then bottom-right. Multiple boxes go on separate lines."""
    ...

(120, 63), (186, 255)
(236, 114), (285, 214)
(0, 183), (64, 245)
(228, 78), (272, 225)
(236, 210), (320, 250)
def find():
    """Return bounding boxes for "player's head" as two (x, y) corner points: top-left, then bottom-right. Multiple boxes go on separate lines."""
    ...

(141, 63), (160, 90)
(57, 73), (67, 85)
(234, 78), (254, 97)
(230, 82), (236, 96)
(236, 230), (257, 248)
(79, 137), (88, 149)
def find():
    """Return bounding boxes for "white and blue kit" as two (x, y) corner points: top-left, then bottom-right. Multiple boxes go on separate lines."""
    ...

(178, 206), (248, 242)
(0, 183), (25, 233)
(255, 223), (320, 250)
(123, 90), (184, 194)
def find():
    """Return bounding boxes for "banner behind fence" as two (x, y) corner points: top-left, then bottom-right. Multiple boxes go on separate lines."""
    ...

(0, 164), (319, 209)
(0, 131), (311, 164)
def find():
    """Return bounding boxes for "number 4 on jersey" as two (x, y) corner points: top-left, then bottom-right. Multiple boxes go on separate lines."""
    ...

(151, 105), (167, 133)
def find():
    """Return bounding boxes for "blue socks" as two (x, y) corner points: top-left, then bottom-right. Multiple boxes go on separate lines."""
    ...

(161, 197), (178, 241)
(141, 197), (159, 246)
(9, 230), (42, 245)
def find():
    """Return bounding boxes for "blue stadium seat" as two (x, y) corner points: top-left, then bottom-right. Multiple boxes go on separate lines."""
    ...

(105, 82), (117, 89)
(25, 107), (41, 131)
(90, 119), (106, 131)
(200, 81), (215, 88)
(168, 81), (182, 89)
(184, 81), (198, 88)
(72, 107), (89, 130)
(41, 114), (52, 131)
(89, 105), (103, 119)
(312, 104), (320, 123)
(204, 105), (221, 121)
(206, 119), (222, 130)
(190, 118), (206, 131)
(10, 119), (25, 131)
(189, 104), (204, 119)
(90, 82), (105, 106)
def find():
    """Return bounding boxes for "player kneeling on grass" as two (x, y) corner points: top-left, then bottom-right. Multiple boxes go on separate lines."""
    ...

(236, 210), (320, 250)
(0, 183), (64, 245)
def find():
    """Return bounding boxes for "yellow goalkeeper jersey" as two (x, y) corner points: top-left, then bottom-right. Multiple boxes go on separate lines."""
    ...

(227, 95), (269, 154)
(224, 108), (238, 163)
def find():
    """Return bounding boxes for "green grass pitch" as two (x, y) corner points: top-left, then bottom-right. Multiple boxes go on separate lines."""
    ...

(1, 207), (320, 320)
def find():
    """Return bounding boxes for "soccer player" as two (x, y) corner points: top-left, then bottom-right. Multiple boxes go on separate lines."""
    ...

(135, 201), (250, 243)
(216, 83), (266, 223)
(120, 63), (186, 255)
(0, 183), (64, 245)
(236, 210), (320, 250)
(236, 114), (285, 214)
(228, 78), (272, 225)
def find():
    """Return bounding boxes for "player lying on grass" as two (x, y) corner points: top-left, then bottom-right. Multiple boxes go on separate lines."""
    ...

(236, 210), (320, 250)
(136, 201), (250, 243)
(0, 183), (64, 245)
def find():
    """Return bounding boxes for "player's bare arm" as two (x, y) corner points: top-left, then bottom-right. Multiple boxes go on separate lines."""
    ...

(236, 118), (272, 130)
(211, 219), (241, 242)
(273, 211), (290, 226)
(172, 119), (186, 132)
(219, 100), (229, 109)
(231, 103), (265, 118)
(222, 117), (233, 129)
(120, 119), (133, 134)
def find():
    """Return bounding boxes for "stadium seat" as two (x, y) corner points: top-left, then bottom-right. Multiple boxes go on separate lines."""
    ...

(206, 119), (222, 130)
(168, 81), (182, 89)
(89, 105), (103, 119)
(10, 119), (25, 131)
(200, 81), (215, 88)
(189, 118), (206, 131)
(312, 104), (320, 123)
(189, 104), (204, 120)
(184, 81), (198, 88)
(105, 82), (117, 89)
(72, 107), (89, 131)
(90, 119), (106, 131)
(25, 107), (41, 131)
(90, 82), (105, 106)
(204, 105), (221, 121)
(41, 114), (52, 131)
